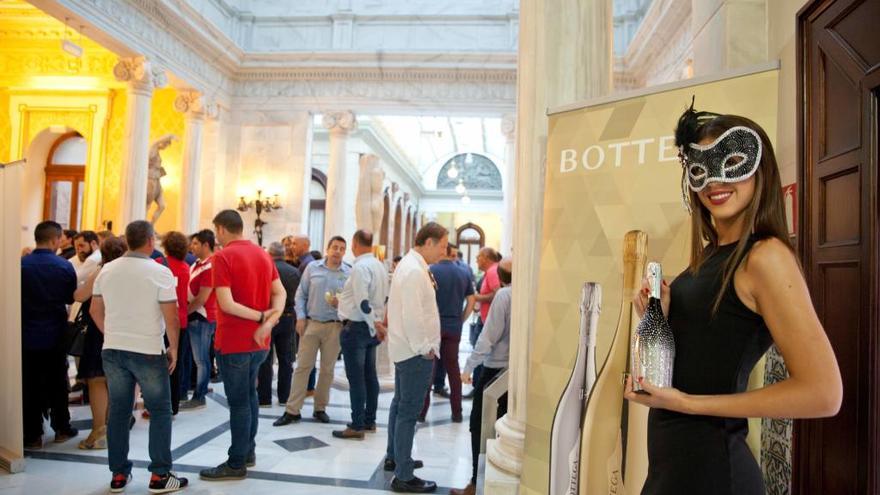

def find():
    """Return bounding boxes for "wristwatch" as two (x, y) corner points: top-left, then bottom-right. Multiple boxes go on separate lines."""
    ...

(258, 311), (265, 324)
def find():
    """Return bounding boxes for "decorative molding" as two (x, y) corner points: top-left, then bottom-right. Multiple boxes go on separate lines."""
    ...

(33, 0), (234, 101)
(173, 91), (219, 120)
(113, 56), (166, 94)
(501, 113), (516, 141)
(321, 110), (357, 135)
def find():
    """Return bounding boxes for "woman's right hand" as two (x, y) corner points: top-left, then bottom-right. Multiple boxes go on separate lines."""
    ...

(633, 277), (670, 319)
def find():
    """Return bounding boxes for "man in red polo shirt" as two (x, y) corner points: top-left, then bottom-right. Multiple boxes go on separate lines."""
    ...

(199, 210), (286, 482)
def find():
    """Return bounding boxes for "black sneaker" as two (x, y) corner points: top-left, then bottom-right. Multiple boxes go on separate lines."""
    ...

(110, 473), (132, 493)
(148, 472), (188, 493)
(384, 458), (424, 471)
(391, 476), (437, 493)
(273, 412), (301, 426)
(200, 462), (247, 481)
(312, 411), (331, 423)
(246, 451), (256, 468)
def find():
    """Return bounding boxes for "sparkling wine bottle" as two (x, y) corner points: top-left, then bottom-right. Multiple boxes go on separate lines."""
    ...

(632, 262), (675, 391)
(549, 282), (602, 495)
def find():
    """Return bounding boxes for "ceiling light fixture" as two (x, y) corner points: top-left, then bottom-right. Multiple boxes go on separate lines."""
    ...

(455, 180), (466, 195)
(447, 162), (459, 179)
(461, 195), (471, 204)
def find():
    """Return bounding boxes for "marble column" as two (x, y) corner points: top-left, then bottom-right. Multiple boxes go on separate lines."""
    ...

(174, 91), (217, 233)
(114, 57), (167, 227)
(0, 160), (24, 473)
(322, 111), (357, 242)
(485, 0), (612, 488)
(500, 114), (516, 257)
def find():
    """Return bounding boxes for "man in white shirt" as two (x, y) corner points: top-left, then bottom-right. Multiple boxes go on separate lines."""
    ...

(333, 229), (389, 440)
(70, 230), (101, 285)
(384, 222), (448, 493)
(90, 220), (188, 494)
(68, 230), (102, 322)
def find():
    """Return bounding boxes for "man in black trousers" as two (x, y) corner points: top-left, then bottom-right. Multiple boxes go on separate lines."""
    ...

(258, 242), (301, 406)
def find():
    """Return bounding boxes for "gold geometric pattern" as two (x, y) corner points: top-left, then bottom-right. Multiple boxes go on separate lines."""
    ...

(101, 89), (127, 230)
(0, 91), (10, 162)
(520, 69), (780, 495)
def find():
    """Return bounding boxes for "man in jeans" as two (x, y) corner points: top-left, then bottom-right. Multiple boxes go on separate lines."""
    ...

(385, 222), (448, 493)
(180, 229), (217, 411)
(200, 210), (285, 481)
(90, 220), (188, 493)
(21, 221), (78, 449)
(258, 242), (301, 406)
(333, 230), (388, 440)
(274, 236), (350, 426)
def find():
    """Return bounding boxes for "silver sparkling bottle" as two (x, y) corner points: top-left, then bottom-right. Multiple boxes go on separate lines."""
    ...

(632, 262), (675, 391)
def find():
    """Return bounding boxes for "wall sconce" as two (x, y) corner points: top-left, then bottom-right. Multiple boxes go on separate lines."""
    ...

(237, 190), (282, 247)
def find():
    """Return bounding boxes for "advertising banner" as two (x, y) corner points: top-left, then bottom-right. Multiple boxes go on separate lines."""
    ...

(521, 66), (779, 495)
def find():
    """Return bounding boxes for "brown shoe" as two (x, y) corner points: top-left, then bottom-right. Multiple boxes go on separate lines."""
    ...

(449, 483), (476, 495)
(332, 427), (365, 440)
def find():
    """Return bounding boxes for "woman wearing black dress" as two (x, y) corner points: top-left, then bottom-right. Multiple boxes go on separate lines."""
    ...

(75, 236), (128, 450)
(625, 105), (843, 494)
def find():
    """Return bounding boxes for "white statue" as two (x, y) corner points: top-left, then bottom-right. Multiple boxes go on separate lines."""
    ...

(147, 134), (176, 225)
(355, 153), (385, 238)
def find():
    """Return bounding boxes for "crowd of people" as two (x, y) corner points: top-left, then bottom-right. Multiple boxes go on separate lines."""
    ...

(20, 210), (512, 494)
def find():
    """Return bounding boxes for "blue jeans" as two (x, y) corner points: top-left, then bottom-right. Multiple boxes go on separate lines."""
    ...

(188, 320), (216, 400)
(177, 329), (192, 398)
(218, 350), (268, 469)
(102, 349), (172, 476)
(386, 354), (434, 481)
(340, 321), (379, 430)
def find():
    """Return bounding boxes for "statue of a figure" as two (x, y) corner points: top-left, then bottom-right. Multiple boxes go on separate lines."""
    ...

(147, 134), (176, 225)
(355, 154), (385, 238)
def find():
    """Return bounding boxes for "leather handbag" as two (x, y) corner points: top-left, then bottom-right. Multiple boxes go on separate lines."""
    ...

(64, 307), (88, 357)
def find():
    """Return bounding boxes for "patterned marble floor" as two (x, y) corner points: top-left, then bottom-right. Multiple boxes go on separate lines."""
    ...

(0, 354), (477, 494)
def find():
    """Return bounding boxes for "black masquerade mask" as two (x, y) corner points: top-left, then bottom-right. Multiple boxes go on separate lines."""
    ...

(681, 126), (762, 192)
(674, 98), (763, 212)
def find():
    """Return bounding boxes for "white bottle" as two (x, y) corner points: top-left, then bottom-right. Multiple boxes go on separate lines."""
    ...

(549, 282), (602, 495)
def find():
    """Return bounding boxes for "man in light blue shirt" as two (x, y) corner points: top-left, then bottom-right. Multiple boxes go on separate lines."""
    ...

(333, 230), (389, 439)
(275, 236), (350, 426)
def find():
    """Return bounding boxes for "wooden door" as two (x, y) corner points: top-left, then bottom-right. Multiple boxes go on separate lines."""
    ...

(796, 0), (879, 493)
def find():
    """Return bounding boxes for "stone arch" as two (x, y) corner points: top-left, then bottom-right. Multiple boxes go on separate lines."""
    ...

(404, 208), (412, 252)
(393, 198), (403, 258)
(379, 188), (390, 248)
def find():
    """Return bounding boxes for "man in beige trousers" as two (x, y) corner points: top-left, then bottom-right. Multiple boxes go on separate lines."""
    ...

(274, 236), (351, 425)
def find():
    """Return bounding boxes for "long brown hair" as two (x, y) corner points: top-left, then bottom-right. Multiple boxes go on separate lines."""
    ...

(682, 114), (793, 313)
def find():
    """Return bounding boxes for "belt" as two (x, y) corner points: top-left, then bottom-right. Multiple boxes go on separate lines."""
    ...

(308, 318), (340, 324)
(282, 312), (295, 317)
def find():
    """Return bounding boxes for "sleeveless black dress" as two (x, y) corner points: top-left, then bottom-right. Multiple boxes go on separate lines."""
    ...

(643, 238), (773, 495)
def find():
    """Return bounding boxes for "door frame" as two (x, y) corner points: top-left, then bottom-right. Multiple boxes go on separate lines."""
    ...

(795, 0), (880, 492)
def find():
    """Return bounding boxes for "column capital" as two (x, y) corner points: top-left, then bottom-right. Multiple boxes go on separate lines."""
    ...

(501, 113), (516, 142)
(113, 57), (167, 95)
(322, 110), (358, 135)
(173, 91), (219, 120)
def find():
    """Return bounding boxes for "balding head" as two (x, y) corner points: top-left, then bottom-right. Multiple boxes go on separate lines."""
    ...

(498, 257), (513, 286)
(476, 246), (500, 271)
(292, 234), (311, 256)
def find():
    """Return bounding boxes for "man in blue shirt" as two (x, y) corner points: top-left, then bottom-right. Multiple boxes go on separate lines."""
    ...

(333, 230), (389, 439)
(274, 236), (351, 426)
(21, 220), (79, 448)
(420, 243), (475, 422)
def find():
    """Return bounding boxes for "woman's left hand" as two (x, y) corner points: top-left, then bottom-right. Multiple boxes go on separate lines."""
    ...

(624, 375), (691, 414)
